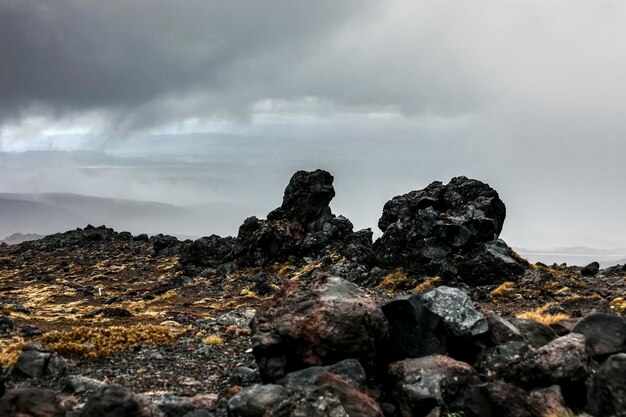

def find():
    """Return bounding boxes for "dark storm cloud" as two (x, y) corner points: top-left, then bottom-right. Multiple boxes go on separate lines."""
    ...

(0, 0), (487, 130)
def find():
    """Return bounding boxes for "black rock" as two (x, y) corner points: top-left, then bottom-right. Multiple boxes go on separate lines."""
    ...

(13, 344), (66, 378)
(179, 235), (235, 269)
(80, 385), (140, 417)
(571, 313), (626, 357)
(277, 359), (367, 392)
(420, 286), (488, 338)
(227, 384), (291, 417)
(0, 315), (15, 335)
(486, 314), (525, 345)
(477, 340), (531, 379)
(580, 261), (600, 276)
(512, 319), (558, 348)
(373, 176), (525, 284)
(446, 380), (543, 417)
(380, 294), (444, 360)
(587, 353), (626, 416)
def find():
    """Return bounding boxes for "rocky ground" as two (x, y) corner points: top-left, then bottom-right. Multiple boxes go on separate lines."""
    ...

(0, 169), (624, 417)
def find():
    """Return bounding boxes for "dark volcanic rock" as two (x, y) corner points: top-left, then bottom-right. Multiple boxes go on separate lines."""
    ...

(486, 314), (525, 345)
(571, 312), (626, 357)
(277, 359), (366, 392)
(373, 176), (524, 284)
(448, 380), (543, 417)
(0, 388), (65, 417)
(178, 235), (235, 270)
(380, 294), (444, 360)
(587, 353), (626, 416)
(388, 355), (479, 417)
(0, 314), (15, 335)
(477, 341), (531, 379)
(512, 319), (558, 348)
(581, 261), (600, 276)
(234, 170), (372, 266)
(250, 275), (388, 381)
(227, 384), (291, 417)
(13, 344), (66, 378)
(513, 333), (590, 388)
(80, 385), (161, 417)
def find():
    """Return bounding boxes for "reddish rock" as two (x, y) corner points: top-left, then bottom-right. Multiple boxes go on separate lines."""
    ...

(250, 275), (388, 381)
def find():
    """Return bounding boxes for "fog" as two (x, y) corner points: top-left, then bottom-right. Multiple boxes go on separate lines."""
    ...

(1, 1), (625, 252)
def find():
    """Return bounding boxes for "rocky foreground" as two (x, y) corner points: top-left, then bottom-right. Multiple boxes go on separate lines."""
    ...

(0, 169), (625, 417)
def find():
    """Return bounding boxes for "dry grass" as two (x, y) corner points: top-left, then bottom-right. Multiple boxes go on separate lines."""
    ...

(516, 303), (570, 326)
(40, 324), (180, 359)
(413, 276), (441, 293)
(377, 268), (419, 291)
(0, 336), (28, 367)
(610, 297), (626, 315)
(490, 281), (518, 299)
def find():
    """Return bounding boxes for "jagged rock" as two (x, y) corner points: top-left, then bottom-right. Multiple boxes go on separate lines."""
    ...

(229, 367), (261, 387)
(373, 176), (524, 284)
(477, 341), (531, 379)
(513, 333), (590, 391)
(250, 275), (388, 381)
(380, 294), (444, 360)
(571, 312), (626, 357)
(0, 315), (15, 335)
(420, 286), (488, 337)
(388, 355), (480, 417)
(458, 239), (526, 285)
(0, 388), (65, 417)
(512, 319), (558, 348)
(178, 235), (235, 269)
(13, 344), (66, 378)
(485, 314), (525, 345)
(151, 234), (181, 257)
(587, 353), (626, 416)
(529, 386), (569, 417)
(581, 261), (600, 276)
(62, 375), (108, 395)
(235, 170), (371, 266)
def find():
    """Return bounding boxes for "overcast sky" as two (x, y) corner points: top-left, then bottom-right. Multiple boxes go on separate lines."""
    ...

(0, 0), (625, 249)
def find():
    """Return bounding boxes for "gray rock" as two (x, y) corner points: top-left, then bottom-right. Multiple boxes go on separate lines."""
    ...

(277, 359), (366, 392)
(62, 375), (108, 395)
(420, 286), (488, 337)
(228, 384), (291, 417)
(0, 315), (15, 335)
(512, 319), (558, 348)
(13, 345), (66, 378)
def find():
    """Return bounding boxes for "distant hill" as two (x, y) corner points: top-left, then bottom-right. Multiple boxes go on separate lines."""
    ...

(1, 232), (45, 245)
(515, 246), (626, 268)
(0, 192), (258, 239)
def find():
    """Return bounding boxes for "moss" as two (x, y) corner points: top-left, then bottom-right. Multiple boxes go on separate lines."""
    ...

(377, 268), (420, 291)
(40, 324), (180, 359)
(203, 334), (224, 345)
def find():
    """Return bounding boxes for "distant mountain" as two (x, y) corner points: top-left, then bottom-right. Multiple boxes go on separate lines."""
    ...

(0, 192), (258, 239)
(1, 232), (45, 245)
(515, 246), (626, 268)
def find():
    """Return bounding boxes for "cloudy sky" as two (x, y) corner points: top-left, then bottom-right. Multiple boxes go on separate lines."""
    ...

(1, 0), (625, 249)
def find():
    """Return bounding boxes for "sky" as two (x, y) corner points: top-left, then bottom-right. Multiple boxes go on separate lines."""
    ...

(0, 0), (625, 250)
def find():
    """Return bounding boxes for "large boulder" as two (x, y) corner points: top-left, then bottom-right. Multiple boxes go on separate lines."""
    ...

(235, 170), (372, 266)
(178, 235), (235, 271)
(12, 344), (66, 378)
(587, 353), (626, 416)
(373, 176), (525, 283)
(571, 312), (626, 357)
(250, 275), (388, 381)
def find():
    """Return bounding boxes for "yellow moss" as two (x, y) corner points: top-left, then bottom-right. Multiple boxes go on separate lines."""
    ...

(378, 268), (419, 291)
(329, 252), (349, 264)
(203, 334), (224, 345)
(0, 336), (27, 367)
(240, 288), (262, 298)
(413, 277), (441, 293)
(490, 281), (518, 299)
(516, 303), (570, 326)
(40, 324), (180, 359)
(291, 262), (322, 281)
(610, 297), (626, 315)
